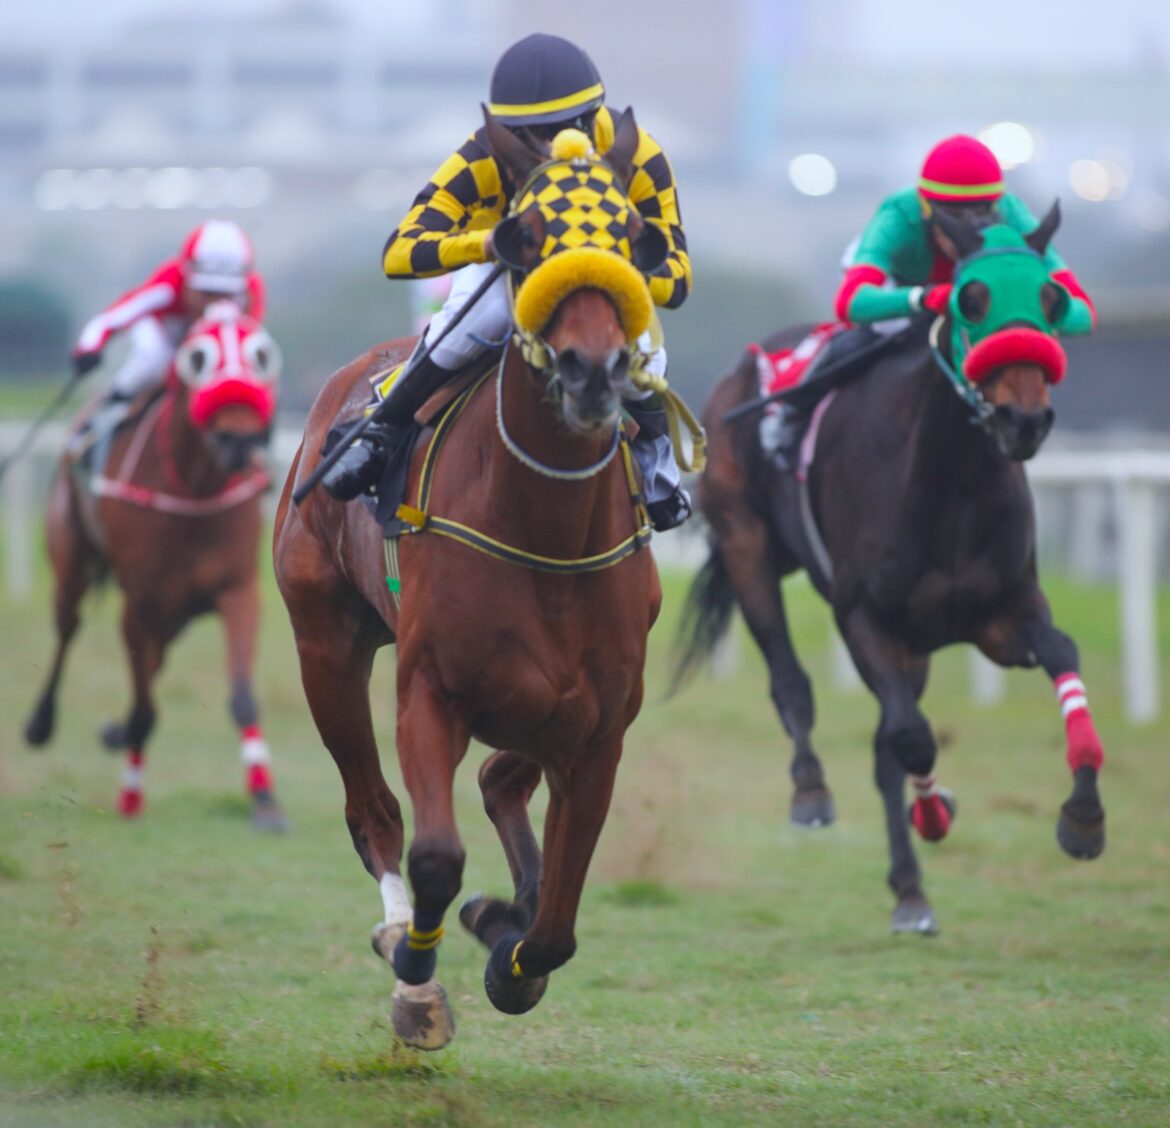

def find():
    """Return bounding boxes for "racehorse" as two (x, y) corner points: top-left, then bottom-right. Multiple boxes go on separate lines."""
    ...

(675, 207), (1106, 935)
(273, 111), (667, 1049)
(24, 302), (287, 830)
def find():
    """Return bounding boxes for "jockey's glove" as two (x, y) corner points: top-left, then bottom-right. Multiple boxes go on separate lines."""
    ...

(72, 351), (103, 379)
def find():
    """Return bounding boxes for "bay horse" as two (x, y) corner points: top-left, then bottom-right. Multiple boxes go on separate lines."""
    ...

(273, 111), (667, 1049)
(24, 302), (287, 830)
(675, 208), (1106, 935)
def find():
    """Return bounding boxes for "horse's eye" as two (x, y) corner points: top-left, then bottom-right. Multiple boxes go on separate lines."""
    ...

(1040, 282), (1063, 324)
(957, 280), (991, 323)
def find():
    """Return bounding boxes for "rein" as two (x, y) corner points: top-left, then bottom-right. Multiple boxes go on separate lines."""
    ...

(90, 393), (269, 516)
(928, 318), (994, 425)
(388, 356), (651, 592)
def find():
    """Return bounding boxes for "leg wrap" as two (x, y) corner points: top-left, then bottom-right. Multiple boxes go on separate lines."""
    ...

(241, 725), (273, 794)
(909, 775), (951, 841)
(119, 749), (145, 817)
(1055, 673), (1104, 773)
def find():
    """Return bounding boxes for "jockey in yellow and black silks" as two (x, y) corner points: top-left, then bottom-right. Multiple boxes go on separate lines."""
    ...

(322, 33), (694, 531)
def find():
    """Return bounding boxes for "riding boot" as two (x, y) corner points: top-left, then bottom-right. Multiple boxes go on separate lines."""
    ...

(623, 395), (693, 533)
(321, 354), (454, 501)
(69, 388), (134, 456)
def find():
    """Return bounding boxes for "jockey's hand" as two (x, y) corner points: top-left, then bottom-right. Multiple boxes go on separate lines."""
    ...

(921, 284), (953, 315)
(72, 351), (103, 379)
(483, 231), (495, 262)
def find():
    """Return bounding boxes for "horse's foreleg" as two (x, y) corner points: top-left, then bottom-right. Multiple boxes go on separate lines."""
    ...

(716, 509), (833, 827)
(25, 474), (98, 747)
(480, 736), (621, 1017)
(460, 751), (543, 950)
(111, 604), (165, 817)
(976, 602), (1105, 860)
(216, 580), (286, 832)
(837, 604), (944, 934)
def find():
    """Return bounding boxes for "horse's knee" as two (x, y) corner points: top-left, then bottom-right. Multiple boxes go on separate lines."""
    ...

(407, 836), (466, 915)
(878, 714), (935, 779)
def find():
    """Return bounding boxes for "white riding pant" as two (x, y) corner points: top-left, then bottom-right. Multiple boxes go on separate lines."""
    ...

(110, 316), (182, 397)
(422, 263), (679, 502)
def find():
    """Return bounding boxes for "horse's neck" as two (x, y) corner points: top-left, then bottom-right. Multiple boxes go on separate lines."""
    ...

(131, 391), (226, 497)
(488, 351), (621, 552)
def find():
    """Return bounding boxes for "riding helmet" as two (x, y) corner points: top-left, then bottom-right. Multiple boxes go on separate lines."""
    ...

(488, 33), (605, 127)
(180, 220), (253, 294)
(918, 135), (1005, 203)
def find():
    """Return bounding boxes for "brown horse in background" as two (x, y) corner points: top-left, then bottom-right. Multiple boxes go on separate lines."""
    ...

(675, 211), (1106, 936)
(25, 303), (287, 830)
(273, 113), (664, 1049)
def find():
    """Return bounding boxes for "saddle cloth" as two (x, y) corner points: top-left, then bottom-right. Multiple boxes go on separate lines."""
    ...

(749, 322), (845, 414)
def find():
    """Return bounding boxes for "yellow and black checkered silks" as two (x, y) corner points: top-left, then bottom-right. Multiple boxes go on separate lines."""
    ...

(382, 105), (691, 310)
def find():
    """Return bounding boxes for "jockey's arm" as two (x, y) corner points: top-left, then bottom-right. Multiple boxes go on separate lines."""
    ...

(620, 121), (691, 309)
(73, 262), (182, 359)
(833, 195), (927, 324)
(1000, 194), (1096, 335)
(382, 137), (502, 279)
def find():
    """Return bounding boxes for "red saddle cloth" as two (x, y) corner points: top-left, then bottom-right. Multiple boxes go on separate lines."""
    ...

(749, 322), (845, 411)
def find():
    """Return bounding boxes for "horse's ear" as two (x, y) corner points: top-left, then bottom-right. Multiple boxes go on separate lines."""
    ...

(1025, 199), (1061, 256)
(482, 104), (545, 186)
(605, 106), (640, 188)
(630, 219), (669, 275)
(492, 204), (546, 272)
(930, 204), (984, 259)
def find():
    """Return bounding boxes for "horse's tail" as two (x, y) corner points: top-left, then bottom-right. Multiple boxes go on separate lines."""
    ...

(669, 537), (736, 695)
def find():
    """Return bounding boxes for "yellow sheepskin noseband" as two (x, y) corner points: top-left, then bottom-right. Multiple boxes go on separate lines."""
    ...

(509, 135), (653, 341)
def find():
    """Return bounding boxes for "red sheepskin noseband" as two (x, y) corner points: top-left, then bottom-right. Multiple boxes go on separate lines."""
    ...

(189, 378), (276, 428)
(962, 327), (1067, 386)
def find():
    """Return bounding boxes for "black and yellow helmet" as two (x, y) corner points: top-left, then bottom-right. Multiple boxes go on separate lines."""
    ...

(488, 33), (605, 128)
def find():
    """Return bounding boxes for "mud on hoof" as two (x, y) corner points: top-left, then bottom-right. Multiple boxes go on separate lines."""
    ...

(790, 786), (836, 828)
(1057, 803), (1105, 860)
(250, 790), (289, 833)
(100, 720), (129, 751)
(484, 934), (549, 1016)
(459, 893), (532, 950)
(24, 700), (55, 747)
(391, 978), (455, 1051)
(891, 896), (939, 936)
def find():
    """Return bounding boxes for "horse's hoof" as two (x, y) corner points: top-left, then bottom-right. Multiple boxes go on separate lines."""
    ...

(891, 898), (939, 936)
(118, 789), (144, 818)
(250, 791), (289, 833)
(790, 787), (836, 828)
(100, 721), (129, 751)
(391, 978), (455, 1051)
(371, 920), (409, 963)
(24, 701), (54, 747)
(1057, 805), (1105, 860)
(459, 893), (531, 949)
(484, 934), (549, 1015)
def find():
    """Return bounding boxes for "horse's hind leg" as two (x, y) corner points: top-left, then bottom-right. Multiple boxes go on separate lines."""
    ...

(837, 604), (942, 935)
(478, 737), (623, 1016)
(25, 472), (99, 747)
(460, 751), (543, 949)
(215, 580), (287, 832)
(715, 509), (834, 826)
(976, 595), (1105, 860)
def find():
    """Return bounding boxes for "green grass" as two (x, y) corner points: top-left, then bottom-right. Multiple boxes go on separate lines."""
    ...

(1, 550), (1168, 1127)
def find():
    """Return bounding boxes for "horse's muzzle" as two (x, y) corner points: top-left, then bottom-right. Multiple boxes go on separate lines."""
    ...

(210, 429), (270, 473)
(556, 346), (627, 434)
(990, 404), (1054, 461)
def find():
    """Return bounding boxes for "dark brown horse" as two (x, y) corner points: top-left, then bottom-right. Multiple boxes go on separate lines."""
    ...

(273, 114), (665, 1049)
(675, 212), (1106, 935)
(25, 303), (287, 830)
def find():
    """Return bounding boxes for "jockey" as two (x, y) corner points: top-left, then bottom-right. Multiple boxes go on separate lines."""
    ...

(72, 220), (264, 427)
(767, 135), (1095, 464)
(322, 32), (695, 531)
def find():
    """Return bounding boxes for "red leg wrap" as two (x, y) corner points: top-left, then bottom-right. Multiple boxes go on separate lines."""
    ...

(911, 793), (952, 841)
(1055, 673), (1104, 773)
(119, 750), (145, 818)
(248, 763), (273, 794)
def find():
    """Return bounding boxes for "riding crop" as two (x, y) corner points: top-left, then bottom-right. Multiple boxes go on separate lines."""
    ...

(294, 263), (506, 504)
(0, 373), (83, 484)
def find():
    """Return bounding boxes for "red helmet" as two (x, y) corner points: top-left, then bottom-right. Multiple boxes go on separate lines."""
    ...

(179, 220), (253, 294)
(918, 135), (1004, 203)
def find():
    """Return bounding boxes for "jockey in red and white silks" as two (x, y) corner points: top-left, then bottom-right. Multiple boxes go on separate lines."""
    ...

(72, 220), (265, 401)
